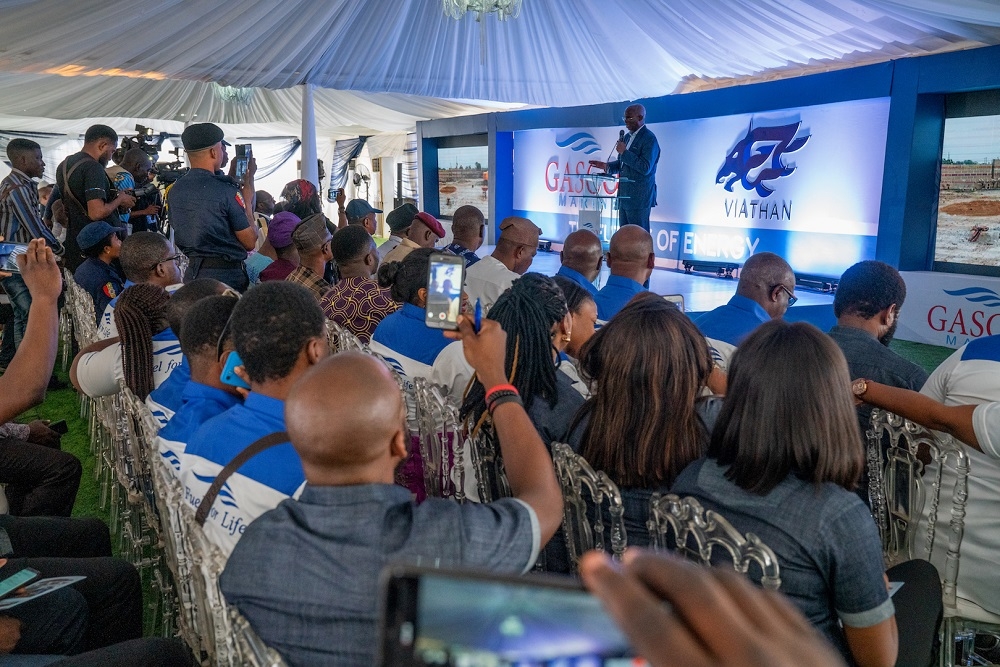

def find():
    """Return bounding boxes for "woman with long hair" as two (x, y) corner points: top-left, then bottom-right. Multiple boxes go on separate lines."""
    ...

(114, 283), (172, 399)
(671, 320), (899, 667)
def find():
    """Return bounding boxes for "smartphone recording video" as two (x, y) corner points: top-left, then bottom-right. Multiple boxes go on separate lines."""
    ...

(425, 253), (465, 331)
(235, 143), (252, 186)
(379, 567), (647, 667)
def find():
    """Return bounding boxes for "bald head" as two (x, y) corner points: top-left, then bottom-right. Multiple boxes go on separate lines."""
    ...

(606, 224), (654, 284)
(736, 252), (796, 319)
(624, 104), (646, 133)
(286, 353), (407, 485)
(561, 229), (603, 282)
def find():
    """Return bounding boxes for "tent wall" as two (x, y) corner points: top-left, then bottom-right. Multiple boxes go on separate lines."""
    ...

(416, 44), (1000, 271)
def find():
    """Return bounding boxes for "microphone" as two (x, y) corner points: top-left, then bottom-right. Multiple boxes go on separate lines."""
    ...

(619, 129), (625, 143)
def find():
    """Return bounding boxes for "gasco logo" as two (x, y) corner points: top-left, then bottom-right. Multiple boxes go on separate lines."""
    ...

(926, 287), (1000, 345)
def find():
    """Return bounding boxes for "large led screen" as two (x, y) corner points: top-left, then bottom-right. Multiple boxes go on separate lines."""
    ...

(438, 145), (489, 220)
(512, 97), (891, 276)
(934, 114), (1000, 268)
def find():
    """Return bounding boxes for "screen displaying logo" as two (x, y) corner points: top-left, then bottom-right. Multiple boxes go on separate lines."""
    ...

(555, 132), (603, 155)
(717, 122), (810, 197)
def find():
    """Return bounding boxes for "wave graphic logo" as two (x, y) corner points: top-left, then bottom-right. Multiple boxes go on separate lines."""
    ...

(717, 122), (810, 197)
(161, 449), (181, 472)
(944, 287), (1000, 308)
(555, 132), (602, 155)
(193, 472), (239, 508)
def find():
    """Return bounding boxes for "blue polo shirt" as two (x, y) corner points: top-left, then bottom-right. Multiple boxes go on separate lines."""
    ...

(556, 265), (599, 297)
(594, 275), (646, 322)
(694, 294), (770, 346)
(157, 381), (242, 474)
(74, 258), (125, 323)
(181, 392), (303, 555)
(167, 168), (250, 261)
(370, 303), (452, 367)
(145, 329), (188, 426)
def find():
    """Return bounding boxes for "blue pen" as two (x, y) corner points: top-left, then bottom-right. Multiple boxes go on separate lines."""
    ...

(474, 298), (482, 333)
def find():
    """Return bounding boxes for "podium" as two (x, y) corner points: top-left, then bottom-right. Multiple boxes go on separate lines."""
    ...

(565, 173), (631, 242)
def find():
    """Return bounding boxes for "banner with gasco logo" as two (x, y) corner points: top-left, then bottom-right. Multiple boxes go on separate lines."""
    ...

(897, 271), (1000, 348)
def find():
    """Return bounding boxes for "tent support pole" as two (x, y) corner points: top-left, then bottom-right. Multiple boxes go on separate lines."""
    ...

(301, 83), (319, 185)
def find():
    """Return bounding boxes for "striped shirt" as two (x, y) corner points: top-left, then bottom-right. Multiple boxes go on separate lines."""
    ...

(0, 168), (60, 248)
(320, 276), (399, 344)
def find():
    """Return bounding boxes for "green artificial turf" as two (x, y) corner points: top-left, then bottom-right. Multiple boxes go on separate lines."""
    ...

(889, 338), (957, 375)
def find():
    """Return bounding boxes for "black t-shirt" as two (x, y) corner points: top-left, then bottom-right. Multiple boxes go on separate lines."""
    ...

(57, 152), (122, 271)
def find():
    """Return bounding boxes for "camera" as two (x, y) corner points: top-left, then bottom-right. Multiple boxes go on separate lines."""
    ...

(153, 147), (189, 186)
(133, 182), (159, 199)
(118, 124), (168, 162)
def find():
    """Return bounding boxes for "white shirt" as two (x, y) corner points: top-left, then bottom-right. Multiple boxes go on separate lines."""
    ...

(464, 256), (519, 313)
(74, 338), (183, 398)
(920, 338), (1000, 617)
(97, 283), (184, 340)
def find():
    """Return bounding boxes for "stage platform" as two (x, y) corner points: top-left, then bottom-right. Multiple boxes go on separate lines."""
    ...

(519, 248), (837, 332)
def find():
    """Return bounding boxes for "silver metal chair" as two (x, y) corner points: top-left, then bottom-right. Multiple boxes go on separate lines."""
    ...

(647, 493), (782, 590)
(326, 320), (365, 354)
(550, 442), (627, 572)
(413, 377), (466, 500)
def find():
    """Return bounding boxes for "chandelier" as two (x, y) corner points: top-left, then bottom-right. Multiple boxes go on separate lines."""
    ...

(443, 0), (522, 22)
(211, 83), (255, 106)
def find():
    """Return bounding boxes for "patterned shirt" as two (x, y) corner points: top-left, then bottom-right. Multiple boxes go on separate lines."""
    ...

(320, 276), (399, 344)
(442, 241), (481, 267)
(285, 265), (331, 302)
(0, 168), (61, 249)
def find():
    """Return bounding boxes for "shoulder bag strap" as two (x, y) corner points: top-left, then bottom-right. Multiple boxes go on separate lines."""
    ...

(195, 430), (290, 526)
(60, 158), (90, 214)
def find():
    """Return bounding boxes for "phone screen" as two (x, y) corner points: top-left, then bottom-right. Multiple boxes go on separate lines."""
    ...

(380, 568), (646, 667)
(425, 253), (465, 330)
(0, 242), (28, 274)
(0, 568), (40, 600)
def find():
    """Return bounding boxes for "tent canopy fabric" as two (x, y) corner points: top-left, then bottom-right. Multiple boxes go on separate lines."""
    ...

(0, 0), (998, 134)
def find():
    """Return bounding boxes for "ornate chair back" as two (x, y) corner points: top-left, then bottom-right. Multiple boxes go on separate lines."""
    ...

(413, 377), (466, 500)
(866, 408), (969, 610)
(550, 443), (627, 572)
(647, 493), (782, 590)
(326, 320), (365, 354)
(466, 424), (511, 503)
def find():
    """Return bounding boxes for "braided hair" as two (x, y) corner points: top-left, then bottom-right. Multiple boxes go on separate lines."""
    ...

(460, 273), (568, 429)
(113, 283), (170, 399)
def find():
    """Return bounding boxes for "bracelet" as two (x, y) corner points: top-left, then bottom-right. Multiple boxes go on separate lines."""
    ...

(488, 394), (523, 415)
(485, 383), (518, 404)
(485, 389), (518, 412)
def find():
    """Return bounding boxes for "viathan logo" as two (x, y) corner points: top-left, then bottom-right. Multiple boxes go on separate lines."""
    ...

(555, 132), (602, 155)
(717, 122), (810, 197)
(944, 287), (1000, 308)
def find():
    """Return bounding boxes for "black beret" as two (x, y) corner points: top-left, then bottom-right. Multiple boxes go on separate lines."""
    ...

(181, 123), (229, 152)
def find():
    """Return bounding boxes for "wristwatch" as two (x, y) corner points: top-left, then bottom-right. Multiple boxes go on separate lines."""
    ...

(852, 378), (869, 398)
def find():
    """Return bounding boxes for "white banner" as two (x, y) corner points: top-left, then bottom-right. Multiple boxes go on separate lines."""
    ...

(897, 271), (1000, 348)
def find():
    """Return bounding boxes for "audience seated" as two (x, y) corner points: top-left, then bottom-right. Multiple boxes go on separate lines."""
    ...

(568, 293), (717, 546)
(593, 225), (653, 322)
(145, 279), (229, 426)
(827, 260), (928, 503)
(285, 213), (332, 301)
(72, 222), (124, 323)
(377, 202), (419, 259)
(556, 228), (603, 297)
(442, 205), (485, 267)
(156, 295), (242, 478)
(257, 212), (301, 282)
(71, 284), (179, 401)
(381, 211), (445, 265)
(552, 275), (598, 361)
(96, 231), (184, 340)
(180, 281), (327, 556)
(220, 318), (563, 667)
(321, 225), (398, 344)
(369, 249), (453, 403)
(671, 320), (901, 667)
(694, 251), (795, 347)
(464, 216), (541, 312)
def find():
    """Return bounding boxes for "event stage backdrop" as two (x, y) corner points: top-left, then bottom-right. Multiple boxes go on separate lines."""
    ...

(512, 97), (891, 277)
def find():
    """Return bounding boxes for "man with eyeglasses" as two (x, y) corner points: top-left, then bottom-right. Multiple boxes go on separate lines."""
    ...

(588, 104), (661, 233)
(96, 232), (184, 340)
(694, 251), (797, 349)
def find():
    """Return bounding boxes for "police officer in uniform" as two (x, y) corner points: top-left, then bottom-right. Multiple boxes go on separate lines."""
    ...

(167, 123), (257, 291)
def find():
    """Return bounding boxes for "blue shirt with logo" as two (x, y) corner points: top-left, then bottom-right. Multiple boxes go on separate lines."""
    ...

(146, 330), (188, 426)
(371, 303), (452, 367)
(694, 294), (770, 346)
(157, 381), (242, 473)
(556, 265), (599, 298)
(593, 275), (646, 322)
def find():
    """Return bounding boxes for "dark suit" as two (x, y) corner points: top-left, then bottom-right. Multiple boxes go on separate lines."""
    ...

(606, 125), (660, 231)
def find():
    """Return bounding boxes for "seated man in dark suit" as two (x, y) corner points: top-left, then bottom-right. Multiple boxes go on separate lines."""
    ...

(221, 317), (563, 667)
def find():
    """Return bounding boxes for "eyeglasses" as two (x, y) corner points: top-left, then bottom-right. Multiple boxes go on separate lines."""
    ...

(773, 284), (798, 307)
(150, 253), (184, 271)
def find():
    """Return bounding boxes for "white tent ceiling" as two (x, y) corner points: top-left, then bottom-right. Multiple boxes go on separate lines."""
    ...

(0, 0), (998, 135)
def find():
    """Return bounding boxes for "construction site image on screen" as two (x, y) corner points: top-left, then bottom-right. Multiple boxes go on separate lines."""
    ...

(935, 114), (1000, 266)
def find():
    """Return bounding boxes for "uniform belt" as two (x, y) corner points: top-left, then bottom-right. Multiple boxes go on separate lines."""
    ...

(194, 257), (244, 270)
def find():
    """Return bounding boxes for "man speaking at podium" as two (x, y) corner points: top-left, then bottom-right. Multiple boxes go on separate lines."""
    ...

(589, 104), (660, 233)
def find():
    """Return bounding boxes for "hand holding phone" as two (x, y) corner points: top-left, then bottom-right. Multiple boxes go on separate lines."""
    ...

(425, 253), (465, 331)
(220, 351), (251, 390)
(0, 569), (40, 601)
